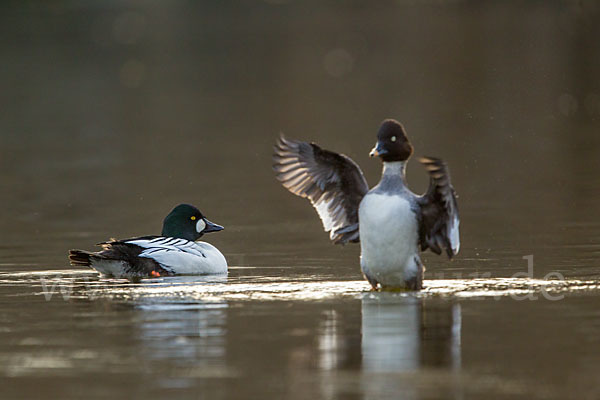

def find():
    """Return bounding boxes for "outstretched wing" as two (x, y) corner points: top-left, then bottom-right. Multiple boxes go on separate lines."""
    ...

(417, 157), (460, 258)
(273, 135), (369, 244)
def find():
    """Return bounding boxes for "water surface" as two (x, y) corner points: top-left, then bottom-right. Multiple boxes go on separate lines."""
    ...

(1, 1), (600, 399)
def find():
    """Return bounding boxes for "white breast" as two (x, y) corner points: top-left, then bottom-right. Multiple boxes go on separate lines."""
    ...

(128, 238), (228, 275)
(358, 193), (419, 286)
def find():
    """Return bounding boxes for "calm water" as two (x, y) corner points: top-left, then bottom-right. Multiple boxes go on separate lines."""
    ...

(1, 1), (600, 399)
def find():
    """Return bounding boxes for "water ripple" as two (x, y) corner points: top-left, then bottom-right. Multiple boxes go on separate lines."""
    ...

(1, 270), (599, 302)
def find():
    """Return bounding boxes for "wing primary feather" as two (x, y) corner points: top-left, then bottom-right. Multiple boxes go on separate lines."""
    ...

(273, 135), (369, 245)
(418, 157), (460, 259)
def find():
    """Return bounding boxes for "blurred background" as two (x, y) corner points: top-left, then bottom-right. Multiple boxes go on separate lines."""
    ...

(1, 0), (599, 277)
(2, 2), (600, 400)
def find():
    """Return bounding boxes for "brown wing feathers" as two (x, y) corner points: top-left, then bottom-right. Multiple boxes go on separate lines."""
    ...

(418, 157), (460, 258)
(273, 136), (369, 244)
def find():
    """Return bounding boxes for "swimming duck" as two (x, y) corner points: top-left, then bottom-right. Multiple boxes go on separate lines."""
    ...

(273, 119), (459, 290)
(69, 204), (227, 278)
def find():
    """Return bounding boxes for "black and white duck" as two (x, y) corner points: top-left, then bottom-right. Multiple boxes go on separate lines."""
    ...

(69, 204), (227, 278)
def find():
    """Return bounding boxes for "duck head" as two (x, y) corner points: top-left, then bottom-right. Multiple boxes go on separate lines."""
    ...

(161, 204), (224, 241)
(369, 119), (413, 162)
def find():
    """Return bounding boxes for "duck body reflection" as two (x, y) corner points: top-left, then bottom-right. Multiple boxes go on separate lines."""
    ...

(359, 295), (462, 399)
(361, 295), (461, 371)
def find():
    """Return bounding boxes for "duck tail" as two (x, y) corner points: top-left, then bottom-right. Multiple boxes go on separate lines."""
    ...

(69, 249), (96, 267)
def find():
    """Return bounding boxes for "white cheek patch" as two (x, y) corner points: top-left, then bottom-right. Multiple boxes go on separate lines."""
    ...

(196, 219), (206, 233)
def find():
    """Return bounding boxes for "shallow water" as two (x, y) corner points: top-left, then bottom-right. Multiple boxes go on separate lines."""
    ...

(2, 270), (600, 399)
(1, 1), (600, 399)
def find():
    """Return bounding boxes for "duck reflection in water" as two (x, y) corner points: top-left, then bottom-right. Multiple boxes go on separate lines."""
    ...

(361, 296), (461, 372)
(315, 296), (462, 399)
(361, 296), (462, 399)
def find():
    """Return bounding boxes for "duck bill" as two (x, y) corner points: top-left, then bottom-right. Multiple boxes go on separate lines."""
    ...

(369, 142), (388, 157)
(202, 219), (224, 234)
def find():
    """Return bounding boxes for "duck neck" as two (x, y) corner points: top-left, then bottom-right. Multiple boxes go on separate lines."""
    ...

(383, 161), (407, 179)
(376, 161), (408, 191)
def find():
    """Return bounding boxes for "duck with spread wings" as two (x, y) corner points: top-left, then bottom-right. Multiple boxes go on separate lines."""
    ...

(273, 119), (459, 290)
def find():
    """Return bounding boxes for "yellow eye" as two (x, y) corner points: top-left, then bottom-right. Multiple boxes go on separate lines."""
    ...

(391, 136), (397, 142)
(190, 216), (196, 221)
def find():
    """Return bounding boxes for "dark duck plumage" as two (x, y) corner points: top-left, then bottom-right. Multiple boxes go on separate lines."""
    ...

(69, 204), (227, 278)
(273, 119), (459, 290)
